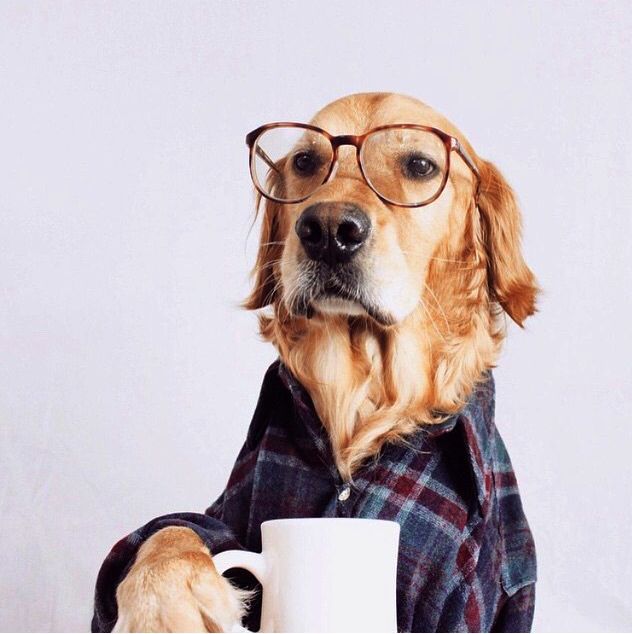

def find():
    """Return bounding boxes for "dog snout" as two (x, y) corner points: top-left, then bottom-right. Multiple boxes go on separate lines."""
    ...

(295, 202), (371, 265)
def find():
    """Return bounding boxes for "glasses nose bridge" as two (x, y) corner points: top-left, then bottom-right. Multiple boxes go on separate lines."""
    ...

(330, 134), (363, 176)
(331, 134), (361, 150)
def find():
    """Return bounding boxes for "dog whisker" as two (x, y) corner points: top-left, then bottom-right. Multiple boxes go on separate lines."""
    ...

(258, 241), (287, 247)
(417, 298), (447, 343)
(397, 250), (480, 269)
(423, 283), (452, 334)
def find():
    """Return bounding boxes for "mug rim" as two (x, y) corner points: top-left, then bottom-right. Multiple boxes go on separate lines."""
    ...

(261, 517), (400, 531)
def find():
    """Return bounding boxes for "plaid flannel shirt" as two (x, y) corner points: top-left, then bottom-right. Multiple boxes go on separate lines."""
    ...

(93, 360), (536, 632)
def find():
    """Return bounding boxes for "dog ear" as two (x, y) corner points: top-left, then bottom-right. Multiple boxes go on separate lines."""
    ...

(243, 193), (283, 310)
(476, 159), (539, 326)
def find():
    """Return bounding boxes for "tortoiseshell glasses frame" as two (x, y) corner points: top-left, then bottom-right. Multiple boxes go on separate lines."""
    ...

(245, 122), (480, 208)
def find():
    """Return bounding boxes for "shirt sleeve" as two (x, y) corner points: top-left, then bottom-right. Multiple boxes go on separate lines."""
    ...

(91, 511), (247, 633)
(492, 583), (536, 632)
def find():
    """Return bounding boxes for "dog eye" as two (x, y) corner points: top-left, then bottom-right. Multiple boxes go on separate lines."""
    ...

(401, 153), (437, 179)
(292, 150), (321, 176)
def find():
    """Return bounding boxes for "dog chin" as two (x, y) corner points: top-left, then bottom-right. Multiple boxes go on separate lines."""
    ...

(313, 296), (367, 317)
(311, 295), (397, 327)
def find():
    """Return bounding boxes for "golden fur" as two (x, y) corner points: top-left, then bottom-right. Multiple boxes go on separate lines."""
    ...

(113, 93), (538, 632)
(245, 93), (538, 480)
(114, 527), (250, 632)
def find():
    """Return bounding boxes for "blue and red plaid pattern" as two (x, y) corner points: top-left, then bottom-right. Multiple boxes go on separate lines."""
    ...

(92, 360), (536, 632)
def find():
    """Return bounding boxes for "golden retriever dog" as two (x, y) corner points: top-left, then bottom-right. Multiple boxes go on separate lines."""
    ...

(111, 92), (538, 632)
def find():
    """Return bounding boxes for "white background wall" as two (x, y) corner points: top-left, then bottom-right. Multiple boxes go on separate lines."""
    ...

(1, 1), (631, 631)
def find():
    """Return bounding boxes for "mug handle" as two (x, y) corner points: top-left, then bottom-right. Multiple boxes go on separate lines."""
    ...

(212, 549), (267, 633)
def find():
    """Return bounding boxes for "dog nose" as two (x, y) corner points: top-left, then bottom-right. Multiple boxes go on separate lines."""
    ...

(295, 203), (371, 264)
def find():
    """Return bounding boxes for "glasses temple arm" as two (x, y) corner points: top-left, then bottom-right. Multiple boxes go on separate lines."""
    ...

(254, 146), (281, 174)
(453, 139), (481, 201)
(454, 141), (479, 178)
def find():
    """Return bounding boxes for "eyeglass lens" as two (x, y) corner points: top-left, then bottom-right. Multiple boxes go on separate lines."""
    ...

(251, 125), (448, 206)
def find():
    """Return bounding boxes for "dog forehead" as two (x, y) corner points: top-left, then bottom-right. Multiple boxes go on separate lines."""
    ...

(310, 92), (459, 137)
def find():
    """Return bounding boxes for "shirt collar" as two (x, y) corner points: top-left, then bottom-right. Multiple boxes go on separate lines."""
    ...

(448, 373), (496, 514)
(275, 360), (495, 512)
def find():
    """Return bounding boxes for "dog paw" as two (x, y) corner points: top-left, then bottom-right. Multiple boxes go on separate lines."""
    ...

(114, 527), (249, 632)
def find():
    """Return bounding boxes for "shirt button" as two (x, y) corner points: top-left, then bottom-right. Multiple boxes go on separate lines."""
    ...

(338, 485), (351, 501)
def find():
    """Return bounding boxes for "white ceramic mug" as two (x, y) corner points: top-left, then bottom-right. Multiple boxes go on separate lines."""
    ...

(213, 517), (400, 633)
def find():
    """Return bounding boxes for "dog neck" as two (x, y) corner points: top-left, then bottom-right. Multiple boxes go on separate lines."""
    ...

(258, 256), (502, 481)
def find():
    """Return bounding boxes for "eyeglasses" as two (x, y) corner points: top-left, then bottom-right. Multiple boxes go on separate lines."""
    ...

(246, 122), (479, 208)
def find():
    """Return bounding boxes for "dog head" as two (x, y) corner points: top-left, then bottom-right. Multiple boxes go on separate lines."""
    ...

(245, 92), (537, 329)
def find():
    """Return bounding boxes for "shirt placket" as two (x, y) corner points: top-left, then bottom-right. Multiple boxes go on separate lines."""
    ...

(292, 400), (364, 517)
(335, 481), (353, 516)
(280, 362), (378, 518)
